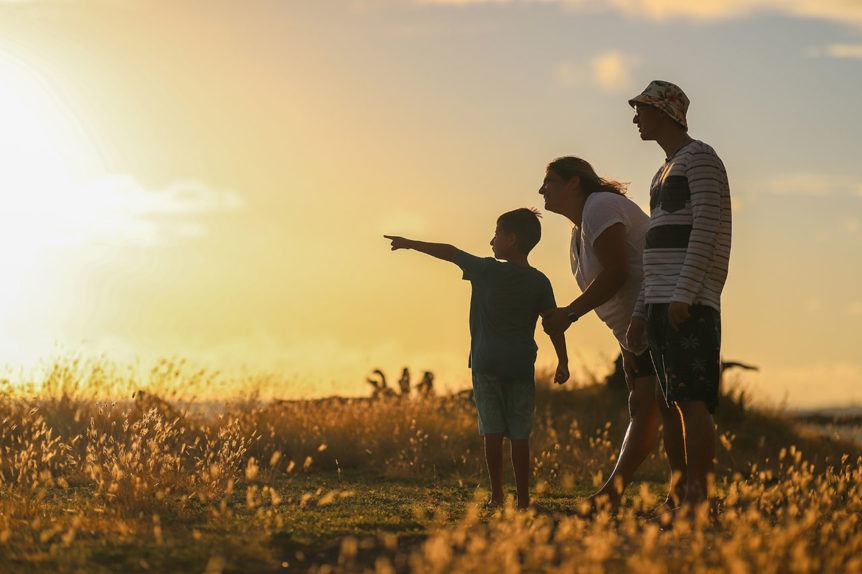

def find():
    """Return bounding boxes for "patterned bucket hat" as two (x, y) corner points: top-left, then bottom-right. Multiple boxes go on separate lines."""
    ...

(628, 80), (689, 129)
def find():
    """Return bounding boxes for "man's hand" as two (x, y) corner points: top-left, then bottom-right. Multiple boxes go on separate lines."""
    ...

(384, 235), (412, 250)
(620, 347), (639, 390)
(668, 301), (691, 331)
(542, 307), (572, 336)
(626, 317), (647, 351)
(554, 363), (570, 385)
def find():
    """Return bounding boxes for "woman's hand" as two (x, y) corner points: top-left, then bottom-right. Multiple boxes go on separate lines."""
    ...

(620, 347), (639, 390)
(626, 317), (647, 352)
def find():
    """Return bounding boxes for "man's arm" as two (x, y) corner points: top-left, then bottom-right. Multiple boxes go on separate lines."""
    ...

(384, 235), (458, 263)
(672, 152), (723, 304)
(542, 222), (629, 335)
(668, 150), (725, 329)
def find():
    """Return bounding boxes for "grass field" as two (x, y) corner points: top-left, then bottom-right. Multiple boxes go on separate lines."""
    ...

(1, 358), (861, 573)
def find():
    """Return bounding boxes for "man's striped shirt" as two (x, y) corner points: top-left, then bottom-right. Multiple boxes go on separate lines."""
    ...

(634, 139), (731, 316)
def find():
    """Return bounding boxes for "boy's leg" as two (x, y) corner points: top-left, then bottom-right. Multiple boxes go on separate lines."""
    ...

(484, 433), (505, 505)
(589, 373), (659, 507)
(657, 398), (687, 506)
(676, 400), (716, 505)
(498, 378), (535, 509)
(510, 438), (530, 508)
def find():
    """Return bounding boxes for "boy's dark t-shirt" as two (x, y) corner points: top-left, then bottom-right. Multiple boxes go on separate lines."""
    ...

(456, 250), (556, 381)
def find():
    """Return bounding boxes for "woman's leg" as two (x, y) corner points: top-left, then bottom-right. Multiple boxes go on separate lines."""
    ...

(589, 374), (660, 506)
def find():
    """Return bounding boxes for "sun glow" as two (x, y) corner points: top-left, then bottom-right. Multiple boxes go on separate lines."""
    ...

(0, 52), (105, 264)
(0, 52), (111, 360)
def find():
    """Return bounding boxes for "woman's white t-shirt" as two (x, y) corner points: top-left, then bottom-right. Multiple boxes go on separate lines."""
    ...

(571, 192), (650, 353)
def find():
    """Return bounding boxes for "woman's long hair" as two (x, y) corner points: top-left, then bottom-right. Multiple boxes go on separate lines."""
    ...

(547, 157), (628, 196)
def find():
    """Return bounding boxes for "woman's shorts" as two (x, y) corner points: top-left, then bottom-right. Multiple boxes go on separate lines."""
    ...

(471, 373), (535, 440)
(633, 348), (657, 378)
(646, 303), (722, 414)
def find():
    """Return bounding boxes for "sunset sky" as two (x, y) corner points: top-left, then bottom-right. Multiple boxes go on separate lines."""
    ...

(0, 0), (860, 406)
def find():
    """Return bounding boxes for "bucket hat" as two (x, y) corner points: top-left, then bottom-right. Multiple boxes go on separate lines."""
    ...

(628, 80), (689, 129)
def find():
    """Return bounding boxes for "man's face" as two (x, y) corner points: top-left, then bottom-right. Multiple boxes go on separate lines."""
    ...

(632, 103), (664, 141)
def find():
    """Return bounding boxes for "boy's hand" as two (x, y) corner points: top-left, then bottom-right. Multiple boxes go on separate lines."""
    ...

(626, 317), (647, 351)
(384, 235), (412, 250)
(554, 363), (570, 385)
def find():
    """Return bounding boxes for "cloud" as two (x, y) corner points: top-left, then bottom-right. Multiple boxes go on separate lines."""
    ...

(2, 174), (244, 248)
(760, 172), (862, 197)
(590, 50), (638, 93)
(807, 44), (862, 58)
(417, 0), (862, 26)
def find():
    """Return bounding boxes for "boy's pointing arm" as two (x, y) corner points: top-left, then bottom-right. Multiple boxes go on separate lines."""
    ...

(384, 235), (459, 263)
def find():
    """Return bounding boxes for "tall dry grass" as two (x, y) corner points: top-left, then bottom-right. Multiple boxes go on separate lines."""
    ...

(0, 356), (860, 572)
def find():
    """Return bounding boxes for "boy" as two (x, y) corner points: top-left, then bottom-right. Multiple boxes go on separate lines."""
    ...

(385, 207), (569, 510)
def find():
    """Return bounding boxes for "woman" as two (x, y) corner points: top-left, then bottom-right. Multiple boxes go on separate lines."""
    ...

(539, 156), (685, 510)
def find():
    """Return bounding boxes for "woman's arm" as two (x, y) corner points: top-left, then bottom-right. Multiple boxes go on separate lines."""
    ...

(542, 222), (629, 335)
(567, 222), (629, 317)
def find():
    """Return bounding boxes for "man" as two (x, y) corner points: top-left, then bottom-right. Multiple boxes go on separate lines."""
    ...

(626, 80), (732, 513)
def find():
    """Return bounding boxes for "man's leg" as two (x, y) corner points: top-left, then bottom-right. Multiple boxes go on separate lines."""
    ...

(657, 398), (687, 506)
(676, 400), (716, 505)
(484, 433), (505, 505)
(589, 374), (660, 506)
(510, 438), (530, 508)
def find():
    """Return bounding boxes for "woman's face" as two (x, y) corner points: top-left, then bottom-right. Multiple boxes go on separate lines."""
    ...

(539, 169), (578, 214)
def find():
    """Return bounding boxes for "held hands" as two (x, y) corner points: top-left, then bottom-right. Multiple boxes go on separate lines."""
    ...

(384, 235), (412, 251)
(668, 301), (691, 331)
(542, 307), (572, 336)
(554, 363), (570, 385)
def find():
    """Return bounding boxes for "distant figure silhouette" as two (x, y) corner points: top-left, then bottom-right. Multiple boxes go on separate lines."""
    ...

(366, 369), (396, 399)
(398, 367), (411, 397)
(416, 371), (435, 398)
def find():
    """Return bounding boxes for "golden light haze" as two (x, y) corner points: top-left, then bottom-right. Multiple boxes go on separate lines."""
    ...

(0, 1), (860, 406)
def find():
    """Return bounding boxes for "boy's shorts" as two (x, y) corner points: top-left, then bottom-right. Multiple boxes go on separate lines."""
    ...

(646, 303), (722, 414)
(471, 373), (535, 440)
